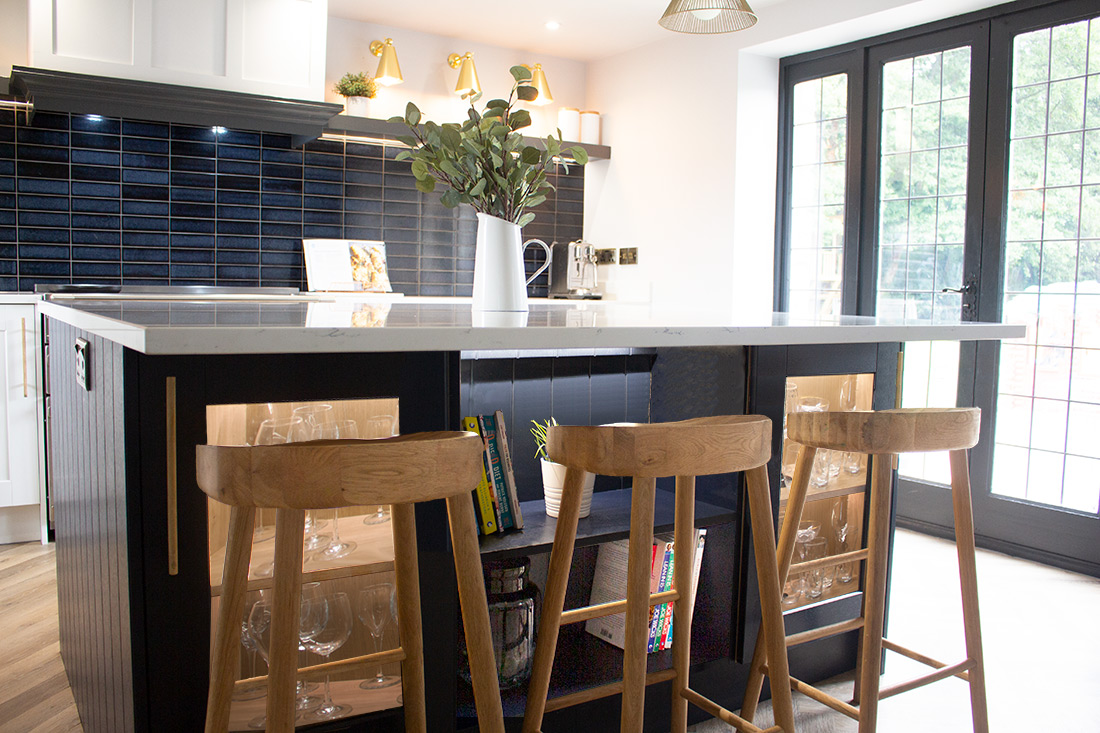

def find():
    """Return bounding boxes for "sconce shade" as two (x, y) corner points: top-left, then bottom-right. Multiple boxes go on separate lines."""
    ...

(448, 52), (482, 96)
(528, 64), (553, 106)
(658, 0), (757, 33)
(370, 38), (403, 86)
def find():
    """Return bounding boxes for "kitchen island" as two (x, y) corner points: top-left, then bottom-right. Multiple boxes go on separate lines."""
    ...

(38, 295), (1022, 733)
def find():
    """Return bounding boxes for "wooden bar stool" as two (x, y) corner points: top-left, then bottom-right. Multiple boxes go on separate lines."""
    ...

(522, 416), (795, 733)
(196, 432), (505, 733)
(741, 407), (989, 733)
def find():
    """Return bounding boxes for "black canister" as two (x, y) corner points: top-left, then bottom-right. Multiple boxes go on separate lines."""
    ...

(459, 556), (540, 690)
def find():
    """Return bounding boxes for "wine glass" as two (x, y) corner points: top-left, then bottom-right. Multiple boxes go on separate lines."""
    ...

(312, 421), (359, 561)
(363, 415), (397, 525)
(832, 498), (855, 584)
(245, 599), (304, 729)
(304, 593), (354, 722)
(234, 594), (267, 702)
(293, 405), (334, 542)
(358, 582), (401, 689)
(250, 416), (311, 577)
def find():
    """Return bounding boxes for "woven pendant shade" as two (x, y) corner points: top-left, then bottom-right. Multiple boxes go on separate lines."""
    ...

(658, 0), (758, 33)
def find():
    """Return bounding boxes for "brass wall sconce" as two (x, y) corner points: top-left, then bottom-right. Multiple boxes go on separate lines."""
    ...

(448, 52), (481, 96)
(525, 64), (553, 106)
(658, 0), (758, 33)
(370, 38), (403, 86)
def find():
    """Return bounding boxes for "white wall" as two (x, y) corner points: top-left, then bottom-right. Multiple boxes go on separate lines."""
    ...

(0, 0), (29, 72)
(586, 0), (1015, 310)
(326, 17), (587, 139)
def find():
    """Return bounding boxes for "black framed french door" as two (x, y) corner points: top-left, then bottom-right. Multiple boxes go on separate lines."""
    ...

(900, 1), (1100, 577)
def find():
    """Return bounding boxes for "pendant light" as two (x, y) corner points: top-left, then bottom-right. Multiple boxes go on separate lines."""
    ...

(526, 64), (553, 106)
(658, 0), (758, 33)
(369, 38), (403, 86)
(448, 52), (481, 96)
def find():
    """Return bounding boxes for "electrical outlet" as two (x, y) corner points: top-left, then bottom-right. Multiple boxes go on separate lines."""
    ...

(74, 338), (90, 391)
(595, 248), (617, 265)
(619, 247), (639, 265)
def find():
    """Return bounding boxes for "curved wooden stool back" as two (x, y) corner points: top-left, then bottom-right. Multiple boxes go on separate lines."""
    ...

(522, 416), (795, 733)
(196, 432), (505, 733)
(741, 407), (988, 733)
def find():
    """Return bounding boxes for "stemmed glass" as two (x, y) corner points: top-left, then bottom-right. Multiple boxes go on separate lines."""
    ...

(250, 417), (310, 578)
(838, 376), (863, 475)
(311, 420), (360, 561)
(304, 593), (353, 722)
(832, 498), (855, 585)
(358, 582), (401, 689)
(247, 404), (279, 542)
(296, 582), (327, 710)
(294, 405), (335, 546)
(245, 599), (304, 729)
(234, 591), (268, 702)
(362, 415), (397, 525)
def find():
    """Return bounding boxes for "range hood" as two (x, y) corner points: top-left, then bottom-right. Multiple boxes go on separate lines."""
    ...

(9, 66), (343, 147)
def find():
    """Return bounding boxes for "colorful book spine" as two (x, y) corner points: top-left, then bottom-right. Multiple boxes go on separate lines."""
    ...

(479, 414), (514, 530)
(493, 410), (524, 530)
(651, 541), (674, 652)
(664, 529), (706, 650)
(461, 416), (498, 535)
(645, 542), (662, 651)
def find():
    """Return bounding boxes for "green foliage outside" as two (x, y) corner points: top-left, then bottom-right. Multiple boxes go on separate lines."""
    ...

(393, 66), (589, 226)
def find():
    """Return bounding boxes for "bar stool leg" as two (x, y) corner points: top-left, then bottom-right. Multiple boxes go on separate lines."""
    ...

(745, 465), (795, 732)
(205, 506), (256, 733)
(948, 449), (990, 733)
(670, 475), (696, 733)
(267, 508), (306, 733)
(741, 445), (816, 724)
(857, 455), (894, 733)
(391, 502), (426, 733)
(522, 466), (588, 733)
(621, 476), (657, 733)
(446, 495), (505, 733)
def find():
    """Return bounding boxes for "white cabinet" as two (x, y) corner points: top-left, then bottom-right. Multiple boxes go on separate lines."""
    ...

(0, 302), (45, 544)
(28, 0), (328, 101)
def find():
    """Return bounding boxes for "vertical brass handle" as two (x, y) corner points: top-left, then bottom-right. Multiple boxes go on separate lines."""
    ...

(166, 376), (179, 576)
(20, 318), (28, 398)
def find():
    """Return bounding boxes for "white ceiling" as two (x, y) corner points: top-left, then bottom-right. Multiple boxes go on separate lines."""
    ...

(327, 0), (778, 62)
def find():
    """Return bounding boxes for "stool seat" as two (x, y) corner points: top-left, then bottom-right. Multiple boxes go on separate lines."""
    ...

(787, 407), (980, 454)
(523, 415), (794, 733)
(196, 431), (504, 733)
(742, 407), (989, 733)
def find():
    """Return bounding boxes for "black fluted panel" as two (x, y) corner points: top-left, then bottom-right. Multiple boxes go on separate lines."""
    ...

(50, 319), (134, 733)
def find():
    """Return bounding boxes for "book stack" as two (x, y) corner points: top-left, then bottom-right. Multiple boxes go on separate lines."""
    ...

(462, 410), (524, 535)
(584, 529), (707, 651)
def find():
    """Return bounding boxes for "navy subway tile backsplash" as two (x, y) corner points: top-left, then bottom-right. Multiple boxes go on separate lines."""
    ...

(0, 109), (584, 294)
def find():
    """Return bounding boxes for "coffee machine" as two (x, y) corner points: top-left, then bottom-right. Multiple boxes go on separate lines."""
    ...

(548, 240), (601, 299)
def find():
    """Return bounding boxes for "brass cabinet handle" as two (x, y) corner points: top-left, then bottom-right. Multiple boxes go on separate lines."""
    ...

(166, 376), (179, 576)
(21, 317), (27, 398)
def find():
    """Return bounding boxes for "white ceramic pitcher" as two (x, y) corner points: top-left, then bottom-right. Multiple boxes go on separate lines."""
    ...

(472, 212), (551, 312)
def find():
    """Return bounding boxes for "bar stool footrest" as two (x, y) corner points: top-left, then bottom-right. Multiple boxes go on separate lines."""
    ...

(882, 638), (972, 681)
(543, 668), (677, 713)
(681, 687), (785, 733)
(878, 659), (976, 700)
(785, 616), (865, 648)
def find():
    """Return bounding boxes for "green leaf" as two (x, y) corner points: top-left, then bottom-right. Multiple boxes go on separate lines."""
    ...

(395, 134), (418, 147)
(440, 189), (461, 208)
(395, 150), (412, 161)
(414, 176), (435, 193)
(470, 179), (487, 197)
(440, 126), (462, 150)
(510, 65), (533, 82)
(410, 160), (429, 178)
(570, 147), (589, 165)
(516, 212), (536, 228)
(520, 146), (541, 165)
(525, 194), (547, 209)
(516, 85), (538, 102)
(440, 159), (464, 179)
(405, 102), (421, 127)
(509, 109), (532, 130)
(486, 98), (509, 109)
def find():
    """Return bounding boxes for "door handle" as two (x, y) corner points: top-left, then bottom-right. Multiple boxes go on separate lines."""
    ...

(166, 377), (179, 576)
(20, 318), (28, 398)
(941, 280), (977, 311)
(940, 284), (974, 294)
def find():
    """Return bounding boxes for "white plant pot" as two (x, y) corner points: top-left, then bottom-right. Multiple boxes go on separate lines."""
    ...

(344, 96), (371, 117)
(472, 213), (551, 312)
(541, 458), (595, 519)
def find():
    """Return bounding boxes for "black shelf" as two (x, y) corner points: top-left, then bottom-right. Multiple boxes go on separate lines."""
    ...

(324, 114), (612, 161)
(478, 488), (737, 559)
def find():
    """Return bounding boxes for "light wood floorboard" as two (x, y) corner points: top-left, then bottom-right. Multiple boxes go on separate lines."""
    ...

(3, 532), (1098, 732)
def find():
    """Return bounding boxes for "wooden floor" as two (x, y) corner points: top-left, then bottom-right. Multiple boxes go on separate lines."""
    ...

(4, 532), (1099, 733)
(0, 542), (81, 733)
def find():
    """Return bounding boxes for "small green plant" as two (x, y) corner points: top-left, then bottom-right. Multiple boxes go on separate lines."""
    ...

(393, 65), (588, 227)
(530, 418), (558, 461)
(334, 72), (377, 99)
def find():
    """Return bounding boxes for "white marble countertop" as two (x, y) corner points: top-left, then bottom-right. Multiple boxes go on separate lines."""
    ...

(37, 295), (1026, 355)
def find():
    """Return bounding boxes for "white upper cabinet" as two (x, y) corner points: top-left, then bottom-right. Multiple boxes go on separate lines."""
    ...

(29, 0), (328, 100)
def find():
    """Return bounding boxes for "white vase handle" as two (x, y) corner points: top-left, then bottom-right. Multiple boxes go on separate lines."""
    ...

(522, 239), (552, 286)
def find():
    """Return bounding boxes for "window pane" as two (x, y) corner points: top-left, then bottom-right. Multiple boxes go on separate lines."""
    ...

(993, 19), (1100, 513)
(877, 47), (972, 485)
(786, 73), (849, 318)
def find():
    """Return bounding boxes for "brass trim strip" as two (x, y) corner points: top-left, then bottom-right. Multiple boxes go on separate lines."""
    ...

(20, 318), (27, 398)
(166, 377), (178, 576)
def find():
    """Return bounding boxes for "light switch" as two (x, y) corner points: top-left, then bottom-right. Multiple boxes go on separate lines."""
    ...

(74, 338), (90, 391)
